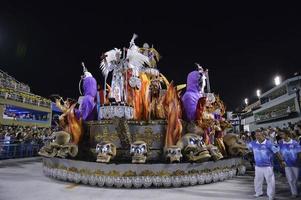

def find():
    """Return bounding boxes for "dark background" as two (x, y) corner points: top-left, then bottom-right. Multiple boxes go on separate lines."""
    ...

(0, 2), (300, 110)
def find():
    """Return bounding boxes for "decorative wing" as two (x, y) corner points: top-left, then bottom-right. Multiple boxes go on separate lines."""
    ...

(149, 47), (160, 67)
(126, 45), (151, 69)
(126, 33), (151, 70)
(100, 48), (121, 76)
(140, 46), (161, 68)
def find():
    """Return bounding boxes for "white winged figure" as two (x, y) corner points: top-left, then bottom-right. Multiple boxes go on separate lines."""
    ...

(100, 48), (122, 101)
(126, 34), (151, 73)
(125, 34), (151, 89)
(100, 48), (122, 77)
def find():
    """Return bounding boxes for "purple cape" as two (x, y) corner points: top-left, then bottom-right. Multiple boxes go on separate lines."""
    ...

(181, 71), (203, 121)
(75, 76), (97, 121)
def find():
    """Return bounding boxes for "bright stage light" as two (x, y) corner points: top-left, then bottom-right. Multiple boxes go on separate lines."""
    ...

(274, 76), (281, 86)
(244, 98), (248, 105)
(256, 89), (261, 98)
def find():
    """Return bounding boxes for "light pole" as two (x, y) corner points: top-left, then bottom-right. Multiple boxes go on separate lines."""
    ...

(295, 87), (301, 116)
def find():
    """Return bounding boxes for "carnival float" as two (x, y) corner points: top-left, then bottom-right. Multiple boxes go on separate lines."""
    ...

(39, 34), (249, 188)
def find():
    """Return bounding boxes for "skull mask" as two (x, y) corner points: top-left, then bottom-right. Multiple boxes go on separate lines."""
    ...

(96, 142), (116, 163)
(207, 144), (224, 161)
(55, 131), (71, 145)
(223, 133), (249, 157)
(176, 134), (211, 162)
(130, 141), (147, 164)
(165, 146), (182, 163)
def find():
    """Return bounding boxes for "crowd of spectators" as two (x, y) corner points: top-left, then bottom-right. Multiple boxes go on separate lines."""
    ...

(0, 125), (59, 159)
(0, 69), (30, 93)
(0, 70), (51, 108)
(239, 121), (301, 145)
(0, 88), (51, 108)
(0, 125), (58, 146)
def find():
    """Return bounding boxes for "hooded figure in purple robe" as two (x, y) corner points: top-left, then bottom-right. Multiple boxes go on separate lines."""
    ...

(75, 65), (98, 121)
(181, 69), (206, 121)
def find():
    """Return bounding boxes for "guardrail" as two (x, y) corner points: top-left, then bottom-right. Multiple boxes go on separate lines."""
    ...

(0, 141), (44, 159)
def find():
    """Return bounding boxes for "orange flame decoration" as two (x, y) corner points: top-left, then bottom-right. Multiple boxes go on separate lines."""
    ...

(163, 82), (183, 148)
(105, 69), (183, 147)
(58, 103), (83, 145)
(140, 73), (151, 120)
(66, 104), (83, 145)
(127, 72), (151, 121)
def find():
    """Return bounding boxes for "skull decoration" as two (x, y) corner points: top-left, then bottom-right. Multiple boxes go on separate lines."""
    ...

(95, 142), (117, 163)
(223, 133), (250, 157)
(130, 141), (148, 164)
(129, 76), (142, 89)
(176, 134), (211, 162)
(38, 131), (78, 158)
(206, 144), (224, 161)
(165, 146), (182, 163)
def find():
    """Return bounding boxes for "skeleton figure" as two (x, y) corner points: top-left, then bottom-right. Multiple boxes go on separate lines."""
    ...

(95, 142), (117, 163)
(176, 134), (211, 162)
(38, 131), (78, 158)
(149, 78), (165, 119)
(165, 146), (182, 163)
(100, 48), (124, 102)
(110, 65), (124, 102)
(140, 43), (160, 69)
(196, 64), (207, 94)
(100, 34), (151, 103)
(223, 133), (249, 157)
(130, 141), (148, 164)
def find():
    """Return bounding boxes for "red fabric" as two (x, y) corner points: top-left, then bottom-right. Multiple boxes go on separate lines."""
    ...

(99, 90), (105, 104)
(195, 97), (207, 121)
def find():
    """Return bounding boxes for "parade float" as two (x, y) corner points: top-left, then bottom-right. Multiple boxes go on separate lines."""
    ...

(39, 34), (249, 188)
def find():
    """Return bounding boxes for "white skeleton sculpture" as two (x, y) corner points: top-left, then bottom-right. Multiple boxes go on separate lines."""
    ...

(100, 48), (123, 102)
(100, 34), (151, 103)
(196, 63), (207, 94)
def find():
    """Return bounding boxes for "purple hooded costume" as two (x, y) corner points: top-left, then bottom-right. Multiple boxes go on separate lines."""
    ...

(181, 71), (204, 121)
(75, 76), (97, 121)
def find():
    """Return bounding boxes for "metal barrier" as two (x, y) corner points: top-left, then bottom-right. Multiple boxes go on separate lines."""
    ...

(0, 142), (43, 159)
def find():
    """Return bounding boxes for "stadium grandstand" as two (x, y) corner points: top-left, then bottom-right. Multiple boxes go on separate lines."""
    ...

(0, 69), (52, 128)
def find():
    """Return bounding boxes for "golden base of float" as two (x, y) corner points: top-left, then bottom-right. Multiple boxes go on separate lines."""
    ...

(42, 157), (246, 188)
(85, 120), (166, 162)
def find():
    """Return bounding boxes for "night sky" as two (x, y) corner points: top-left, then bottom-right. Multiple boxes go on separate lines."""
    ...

(0, 2), (300, 111)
